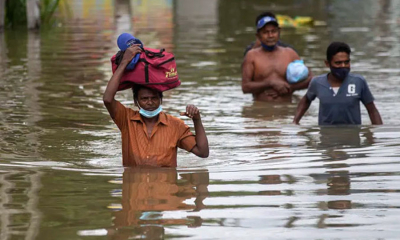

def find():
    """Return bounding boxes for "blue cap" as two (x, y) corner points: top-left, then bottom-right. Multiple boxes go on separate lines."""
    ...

(257, 16), (279, 30)
(117, 33), (143, 51)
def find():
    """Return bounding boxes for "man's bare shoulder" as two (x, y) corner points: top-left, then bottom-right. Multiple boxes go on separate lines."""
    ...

(244, 47), (265, 62)
(280, 46), (300, 59)
(249, 46), (265, 54)
(244, 48), (259, 59)
(243, 48), (259, 67)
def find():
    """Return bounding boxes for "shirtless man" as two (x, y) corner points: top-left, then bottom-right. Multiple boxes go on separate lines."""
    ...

(242, 12), (312, 102)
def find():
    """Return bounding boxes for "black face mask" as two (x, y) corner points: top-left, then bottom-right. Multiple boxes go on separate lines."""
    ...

(330, 67), (350, 80)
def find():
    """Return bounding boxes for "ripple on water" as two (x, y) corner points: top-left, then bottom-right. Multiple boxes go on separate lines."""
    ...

(1, 0), (400, 239)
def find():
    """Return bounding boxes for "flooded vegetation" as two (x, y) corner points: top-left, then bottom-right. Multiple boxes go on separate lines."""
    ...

(1, 0), (400, 239)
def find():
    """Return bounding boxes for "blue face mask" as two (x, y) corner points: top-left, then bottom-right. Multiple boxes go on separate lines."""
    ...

(261, 42), (276, 52)
(138, 105), (163, 118)
(330, 67), (350, 80)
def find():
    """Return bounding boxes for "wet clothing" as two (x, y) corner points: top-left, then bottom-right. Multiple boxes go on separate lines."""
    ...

(112, 101), (196, 167)
(243, 40), (297, 56)
(306, 73), (375, 125)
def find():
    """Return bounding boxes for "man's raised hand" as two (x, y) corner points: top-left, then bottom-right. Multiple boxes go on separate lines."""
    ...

(121, 44), (142, 64)
(180, 104), (201, 120)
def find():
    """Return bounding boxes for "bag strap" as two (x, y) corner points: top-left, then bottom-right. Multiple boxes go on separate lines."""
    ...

(115, 48), (166, 65)
(141, 47), (165, 58)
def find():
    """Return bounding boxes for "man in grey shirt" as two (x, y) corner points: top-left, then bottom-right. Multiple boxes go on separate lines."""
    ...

(293, 42), (383, 125)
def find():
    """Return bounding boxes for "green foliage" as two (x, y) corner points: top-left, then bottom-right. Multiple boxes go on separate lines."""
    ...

(5, 0), (27, 27)
(40, 0), (61, 24)
(4, 0), (64, 28)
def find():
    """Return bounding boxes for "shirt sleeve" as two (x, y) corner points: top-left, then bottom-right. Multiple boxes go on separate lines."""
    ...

(112, 101), (129, 131)
(361, 79), (375, 105)
(177, 122), (196, 152)
(306, 78), (318, 101)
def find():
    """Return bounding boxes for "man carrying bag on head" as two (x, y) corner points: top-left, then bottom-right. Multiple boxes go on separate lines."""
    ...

(103, 34), (209, 167)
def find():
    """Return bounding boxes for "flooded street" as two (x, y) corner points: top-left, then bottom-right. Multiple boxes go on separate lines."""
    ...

(1, 0), (400, 239)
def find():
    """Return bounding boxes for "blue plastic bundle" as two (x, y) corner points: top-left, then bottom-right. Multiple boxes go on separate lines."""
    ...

(286, 59), (309, 84)
(117, 33), (143, 70)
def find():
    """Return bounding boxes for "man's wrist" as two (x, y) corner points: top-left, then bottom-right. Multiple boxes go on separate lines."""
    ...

(193, 118), (202, 123)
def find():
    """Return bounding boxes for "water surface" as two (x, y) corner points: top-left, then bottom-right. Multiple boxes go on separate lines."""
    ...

(1, 0), (400, 239)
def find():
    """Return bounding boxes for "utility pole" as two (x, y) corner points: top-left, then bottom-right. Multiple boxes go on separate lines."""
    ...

(0, 0), (5, 31)
(26, 0), (40, 29)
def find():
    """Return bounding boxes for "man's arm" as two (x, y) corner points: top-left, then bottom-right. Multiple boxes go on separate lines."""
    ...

(360, 79), (382, 125)
(241, 51), (271, 94)
(293, 95), (312, 124)
(181, 105), (209, 158)
(287, 48), (313, 92)
(290, 67), (313, 92)
(364, 102), (383, 125)
(103, 45), (142, 118)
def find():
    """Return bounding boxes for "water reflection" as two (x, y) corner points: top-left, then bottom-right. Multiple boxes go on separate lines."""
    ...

(241, 101), (299, 124)
(132, 0), (174, 49)
(313, 169), (353, 227)
(0, 0), (400, 239)
(0, 170), (42, 240)
(300, 126), (375, 156)
(108, 168), (209, 239)
(306, 127), (369, 227)
(0, 32), (6, 74)
(258, 174), (296, 196)
(114, 0), (132, 34)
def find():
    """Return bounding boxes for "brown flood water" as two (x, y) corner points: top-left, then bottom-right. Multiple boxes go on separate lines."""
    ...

(1, 0), (400, 239)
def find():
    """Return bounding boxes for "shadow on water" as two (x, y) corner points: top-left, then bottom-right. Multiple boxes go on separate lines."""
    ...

(241, 97), (300, 123)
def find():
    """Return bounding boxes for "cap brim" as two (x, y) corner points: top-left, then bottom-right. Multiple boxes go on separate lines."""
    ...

(257, 21), (279, 30)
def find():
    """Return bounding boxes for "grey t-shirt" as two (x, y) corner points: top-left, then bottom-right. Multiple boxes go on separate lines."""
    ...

(306, 73), (375, 125)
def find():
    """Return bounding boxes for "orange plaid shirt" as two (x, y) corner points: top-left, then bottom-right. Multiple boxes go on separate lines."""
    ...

(112, 101), (196, 167)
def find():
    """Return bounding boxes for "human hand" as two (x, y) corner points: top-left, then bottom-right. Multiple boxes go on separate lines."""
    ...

(180, 104), (201, 120)
(264, 89), (279, 98)
(121, 44), (142, 64)
(269, 79), (291, 95)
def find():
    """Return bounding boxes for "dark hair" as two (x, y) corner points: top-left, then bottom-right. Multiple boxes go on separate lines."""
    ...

(326, 42), (351, 62)
(255, 12), (277, 26)
(132, 85), (163, 102)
